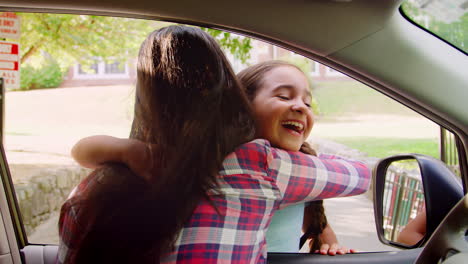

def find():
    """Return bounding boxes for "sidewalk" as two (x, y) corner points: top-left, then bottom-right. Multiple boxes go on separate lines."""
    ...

(324, 194), (396, 252)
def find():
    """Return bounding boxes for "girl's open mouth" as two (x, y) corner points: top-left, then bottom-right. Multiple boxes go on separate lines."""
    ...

(281, 121), (304, 134)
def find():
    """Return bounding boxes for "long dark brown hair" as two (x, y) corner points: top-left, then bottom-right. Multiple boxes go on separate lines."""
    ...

(238, 60), (327, 253)
(70, 25), (255, 263)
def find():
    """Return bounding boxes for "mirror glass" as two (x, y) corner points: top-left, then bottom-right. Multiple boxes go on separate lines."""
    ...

(382, 159), (426, 246)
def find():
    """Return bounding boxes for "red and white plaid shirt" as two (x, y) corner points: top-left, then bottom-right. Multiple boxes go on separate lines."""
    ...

(58, 139), (370, 263)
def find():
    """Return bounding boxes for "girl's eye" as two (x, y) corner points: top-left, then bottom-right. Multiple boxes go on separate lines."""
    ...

(277, 95), (290, 100)
(305, 103), (311, 108)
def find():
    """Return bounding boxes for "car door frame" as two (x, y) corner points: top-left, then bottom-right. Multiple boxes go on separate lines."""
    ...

(0, 144), (22, 264)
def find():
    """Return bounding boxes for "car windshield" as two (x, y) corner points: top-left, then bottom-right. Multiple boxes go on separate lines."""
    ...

(401, 0), (467, 53)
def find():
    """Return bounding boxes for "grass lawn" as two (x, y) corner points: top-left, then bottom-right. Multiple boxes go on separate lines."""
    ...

(313, 81), (417, 118)
(328, 137), (439, 159)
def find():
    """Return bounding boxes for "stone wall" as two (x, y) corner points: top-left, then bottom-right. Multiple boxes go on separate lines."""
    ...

(13, 165), (90, 235)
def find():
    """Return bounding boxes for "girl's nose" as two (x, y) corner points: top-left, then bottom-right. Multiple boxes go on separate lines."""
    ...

(291, 101), (307, 113)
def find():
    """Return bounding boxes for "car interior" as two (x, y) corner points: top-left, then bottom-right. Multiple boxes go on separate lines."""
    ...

(0, 0), (466, 263)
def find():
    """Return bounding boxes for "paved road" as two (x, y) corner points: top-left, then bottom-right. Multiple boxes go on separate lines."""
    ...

(324, 195), (396, 252)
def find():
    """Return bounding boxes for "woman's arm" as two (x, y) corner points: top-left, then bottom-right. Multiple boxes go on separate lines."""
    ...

(71, 135), (151, 180)
(259, 139), (371, 204)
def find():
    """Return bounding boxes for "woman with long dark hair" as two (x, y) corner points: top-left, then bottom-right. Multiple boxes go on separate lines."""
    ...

(59, 26), (370, 263)
(59, 25), (255, 263)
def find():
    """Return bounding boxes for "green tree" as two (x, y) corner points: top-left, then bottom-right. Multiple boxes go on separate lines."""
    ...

(17, 13), (153, 66)
(203, 28), (251, 63)
(15, 13), (252, 68)
(402, 1), (467, 52)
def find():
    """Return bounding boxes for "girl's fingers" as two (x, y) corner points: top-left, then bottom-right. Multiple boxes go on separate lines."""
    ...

(316, 244), (357, 255)
(319, 243), (330, 255)
(336, 246), (348, 255)
(328, 243), (339, 255)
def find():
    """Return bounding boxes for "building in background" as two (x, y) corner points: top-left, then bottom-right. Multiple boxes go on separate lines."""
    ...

(248, 40), (351, 82)
(60, 58), (136, 87)
(60, 40), (350, 87)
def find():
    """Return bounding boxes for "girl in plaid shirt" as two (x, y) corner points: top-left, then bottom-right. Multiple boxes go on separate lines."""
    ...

(237, 61), (357, 255)
(58, 27), (370, 263)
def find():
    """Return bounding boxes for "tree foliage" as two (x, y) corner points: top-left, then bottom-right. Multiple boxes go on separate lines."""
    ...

(15, 13), (252, 68)
(402, 1), (467, 52)
(19, 56), (63, 90)
(17, 13), (153, 66)
(202, 28), (252, 63)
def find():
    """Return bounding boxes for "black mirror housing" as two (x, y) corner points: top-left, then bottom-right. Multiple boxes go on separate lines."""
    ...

(373, 154), (463, 249)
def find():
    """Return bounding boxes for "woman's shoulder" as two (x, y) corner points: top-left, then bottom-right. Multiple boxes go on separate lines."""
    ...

(220, 139), (273, 173)
(233, 139), (311, 161)
(232, 139), (276, 157)
(238, 138), (271, 149)
(69, 163), (145, 199)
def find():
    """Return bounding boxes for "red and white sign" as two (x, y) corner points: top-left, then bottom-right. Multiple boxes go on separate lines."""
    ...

(0, 41), (20, 90)
(0, 12), (20, 39)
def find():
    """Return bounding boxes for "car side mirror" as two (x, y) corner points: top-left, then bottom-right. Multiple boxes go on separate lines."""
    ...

(373, 154), (463, 249)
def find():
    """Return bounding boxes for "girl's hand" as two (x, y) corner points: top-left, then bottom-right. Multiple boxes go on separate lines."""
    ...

(122, 139), (154, 182)
(315, 243), (357, 255)
(315, 243), (357, 256)
(71, 135), (156, 181)
(315, 224), (357, 255)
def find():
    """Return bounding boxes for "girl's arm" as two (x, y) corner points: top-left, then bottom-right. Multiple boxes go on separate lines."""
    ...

(71, 135), (151, 180)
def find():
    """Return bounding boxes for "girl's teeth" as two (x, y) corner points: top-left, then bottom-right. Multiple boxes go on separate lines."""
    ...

(281, 121), (304, 131)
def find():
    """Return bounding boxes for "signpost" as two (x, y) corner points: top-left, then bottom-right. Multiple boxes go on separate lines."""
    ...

(0, 78), (3, 142)
(0, 12), (20, 39)
(0, 41), (19, 90)
(0, 12), (20, 140)
(0, 12), (20, 90)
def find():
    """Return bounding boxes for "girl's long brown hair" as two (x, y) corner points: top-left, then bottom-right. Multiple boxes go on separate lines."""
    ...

(238, 60), (327, 253)
(71, 26), (255, 263)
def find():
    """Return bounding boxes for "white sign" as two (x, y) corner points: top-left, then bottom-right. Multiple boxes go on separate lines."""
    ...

(0, 41), (19, 90)
(0, 12), (20, 39)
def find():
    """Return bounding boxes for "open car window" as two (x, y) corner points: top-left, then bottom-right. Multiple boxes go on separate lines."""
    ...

(1, 11), (460, 255)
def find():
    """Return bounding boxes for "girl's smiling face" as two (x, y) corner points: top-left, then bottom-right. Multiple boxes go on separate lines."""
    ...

(252, 66), (314, 151)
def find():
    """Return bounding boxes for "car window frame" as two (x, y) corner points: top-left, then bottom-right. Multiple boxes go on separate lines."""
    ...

(0, 3), (465, 263)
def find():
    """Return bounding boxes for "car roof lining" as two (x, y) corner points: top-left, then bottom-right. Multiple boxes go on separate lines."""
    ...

(2, 0), (401, 56)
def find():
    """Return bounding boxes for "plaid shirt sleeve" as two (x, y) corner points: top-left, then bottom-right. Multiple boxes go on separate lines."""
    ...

(57, 172), (100, 264)
(256, 139), (371, 207)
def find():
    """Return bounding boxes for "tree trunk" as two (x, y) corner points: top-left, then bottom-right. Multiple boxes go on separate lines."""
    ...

(20, 43), (41, 64)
